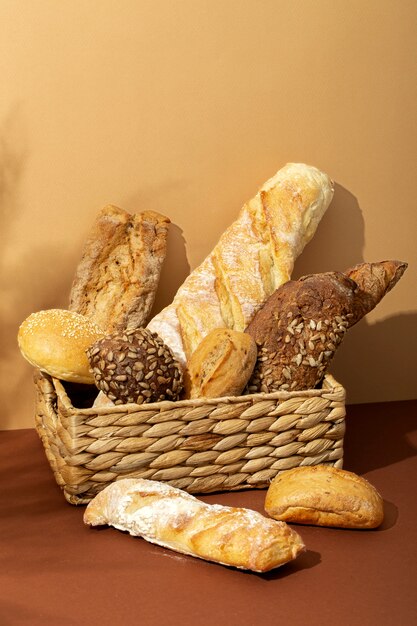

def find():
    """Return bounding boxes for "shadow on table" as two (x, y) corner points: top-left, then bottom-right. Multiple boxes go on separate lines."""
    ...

(343, 399), (417, 475)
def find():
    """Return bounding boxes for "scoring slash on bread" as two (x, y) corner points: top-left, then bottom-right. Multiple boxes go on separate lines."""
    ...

(264, 465), (384, 529)
(147, 163), (334, 365)
(86, 328), (183, 404)
(245, 260), (407, 393)
(18, 309), (105, 384)
(184, 328), (257, 399)
(84, 478), (305, 572)
(69, 205), (170, 333)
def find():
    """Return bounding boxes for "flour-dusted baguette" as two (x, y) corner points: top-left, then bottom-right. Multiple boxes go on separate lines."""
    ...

(245, 260), (407, 393)
(69, 205), (170, 333)
(147, 163), (334, 364)
(265, 465), (384, 529)
(84, 478), (305, 572)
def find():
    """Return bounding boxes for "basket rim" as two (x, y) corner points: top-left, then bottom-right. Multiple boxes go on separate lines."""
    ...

(44, 372), (345, 416)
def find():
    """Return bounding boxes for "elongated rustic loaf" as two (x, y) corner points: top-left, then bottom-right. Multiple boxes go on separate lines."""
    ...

(265, 465), (384, 528)
(245, 260), (407, 393)
(69, 205), (170, 333)
(84, 478), (305, 572)
(147, 163), (334, 364)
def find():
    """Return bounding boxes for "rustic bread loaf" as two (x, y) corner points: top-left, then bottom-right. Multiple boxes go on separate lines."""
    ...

(69, 205), (170, 333)
(265, 465), (384, 529)
(245, 260), (407, 393)
(18, 309), (104, 384)
(84, 478), (305, 572)
(147, 163), (334, 364)
(184, 328), (257, 399)
(86, 328), (183, 404)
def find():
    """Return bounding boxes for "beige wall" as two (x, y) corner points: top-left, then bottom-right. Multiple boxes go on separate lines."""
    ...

(1, 0), (416, 429)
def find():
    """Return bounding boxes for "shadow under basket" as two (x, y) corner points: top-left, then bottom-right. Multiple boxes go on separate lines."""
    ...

(34, 370), (346, 505)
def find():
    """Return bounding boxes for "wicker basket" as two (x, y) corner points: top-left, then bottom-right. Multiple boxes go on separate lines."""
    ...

(34, 370), (346, 505)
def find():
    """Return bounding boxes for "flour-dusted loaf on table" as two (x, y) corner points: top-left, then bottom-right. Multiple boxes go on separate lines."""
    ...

(245, 260), (407, 393)
(69, 205), (170, 333)
(265, 465), (384, 529)
(147, 163), (334, 364)
(84, 478), (305, 572)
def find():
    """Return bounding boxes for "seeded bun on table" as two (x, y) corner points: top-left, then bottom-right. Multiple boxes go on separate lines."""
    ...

(17, 309), (105, 384)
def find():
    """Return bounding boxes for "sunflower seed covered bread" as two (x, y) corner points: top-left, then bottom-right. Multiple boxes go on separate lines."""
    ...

(69, 205), (170, 333)
(147, 163), (334, 365)
(86, 328), (183, 404)
(265, 465), (384, 529)
(245, 260), (407, 393)
(84, 478), (305, 572)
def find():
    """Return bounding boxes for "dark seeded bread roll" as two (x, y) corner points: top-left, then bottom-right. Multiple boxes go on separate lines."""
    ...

(87, 328), (183, 404)
(245, 260), (407, 393)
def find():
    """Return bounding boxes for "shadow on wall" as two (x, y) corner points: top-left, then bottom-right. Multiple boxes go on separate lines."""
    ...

(293, 182), (415, 404)
(0, 108), (79, 428)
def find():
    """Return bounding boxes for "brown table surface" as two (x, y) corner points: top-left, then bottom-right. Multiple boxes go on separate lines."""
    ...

(1, 399), (416, 626)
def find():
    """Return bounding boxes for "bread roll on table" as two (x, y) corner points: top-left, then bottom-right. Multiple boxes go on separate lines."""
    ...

(84, 478), (305, 572)
(147, 163), (334, 364)
(265, 465), (384, 529)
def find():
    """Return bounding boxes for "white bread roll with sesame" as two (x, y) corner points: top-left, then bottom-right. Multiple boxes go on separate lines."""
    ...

(18, 309), (105, 384)
(84, 478), (305, 572)
(147, 163), (334, 365)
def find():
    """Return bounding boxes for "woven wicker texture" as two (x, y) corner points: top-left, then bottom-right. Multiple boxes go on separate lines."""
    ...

(34, 371), (346, 505)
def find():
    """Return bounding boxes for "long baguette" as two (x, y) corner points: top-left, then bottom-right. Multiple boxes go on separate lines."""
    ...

(147, 163), (333, 364)
(84, 478), (305, 572)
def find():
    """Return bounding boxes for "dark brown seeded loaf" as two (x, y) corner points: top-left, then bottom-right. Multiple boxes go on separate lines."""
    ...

(245, 260), (407, 393)
(69, 205), (170, 333)
(86, 328), (183, 404)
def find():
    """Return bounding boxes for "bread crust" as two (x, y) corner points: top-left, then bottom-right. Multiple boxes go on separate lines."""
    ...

(265, 465), (384, 529)
(147, 163), (334, 364)
(69, 205), (170, 333)
(184, 328), (257, 399)
(84, 478), (305, 572)
(245, 260), (407, 393)
(17, 309), (104, 384)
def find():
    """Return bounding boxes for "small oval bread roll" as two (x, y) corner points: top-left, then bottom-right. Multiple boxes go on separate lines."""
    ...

(184, 328), (257, 399)
(18, 309), (104, 384)
(265, 465), (384, 529)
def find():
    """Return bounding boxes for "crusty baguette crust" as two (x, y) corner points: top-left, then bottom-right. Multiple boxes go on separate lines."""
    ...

(84, 478), (305, 572)
(265, 465), (384, 529)
(147, 163), (334, 364)
(69, 205), (170, 333)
